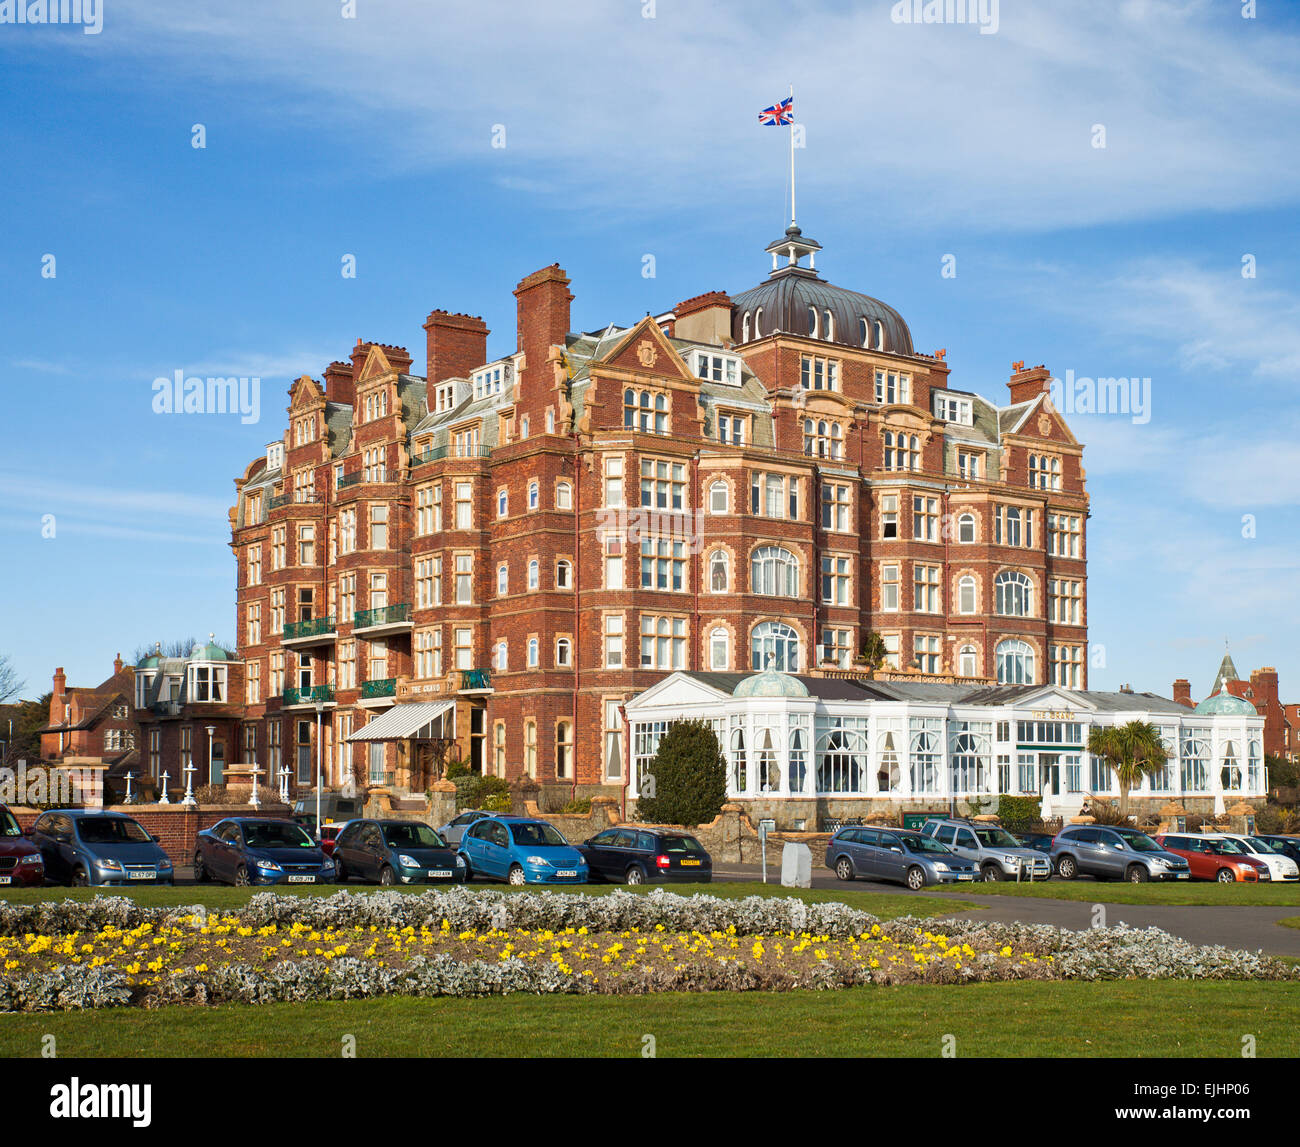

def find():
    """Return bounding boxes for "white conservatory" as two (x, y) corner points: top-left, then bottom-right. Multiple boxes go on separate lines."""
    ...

(623, 670), (1267, 829)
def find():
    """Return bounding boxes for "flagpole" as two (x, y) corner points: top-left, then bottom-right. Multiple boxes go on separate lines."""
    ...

(789, 82), (796, 228)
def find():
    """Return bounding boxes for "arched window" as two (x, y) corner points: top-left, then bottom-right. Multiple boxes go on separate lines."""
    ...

(556, 481), (572, 510)
(556, 720), (573, 778)
(555, 559), (572, 590)
(958, 644), (978, 678)
(958, 575), (977, 614)
(1220, 741), (1242, 791)
(497, 489), (508, 518)
(823, 309), (834, 340)
(742, 311), (751, 342)
(958, 513), (976, 543)
(528, 482), (540, 510)
(816, 720), (866, 793)
(860, 317), (870, 348)
(709, 550), (729, 593)
(709, 626), (729, 670)
(496, 565), (508, 597)
(789, 724), (809, 794)
(874, 320), (885, 351)
(709, 480), (728, 514)
(730, 726), (748, 793)
(995, 570), (1033, 616)
(494, 722), (506, 777)
(555, 637), (571, 667)
(527, 560), (540, 590)
(756, 726), (780, 792)
(752, 621), (799, 671)
(494, 640), (508, 672)
(751, 546), (799, 596)
(527, 638), (539, 668)
(807, 306), (819, 337)
(754, 307), (763, 337)
(996, 638), (1035, 685)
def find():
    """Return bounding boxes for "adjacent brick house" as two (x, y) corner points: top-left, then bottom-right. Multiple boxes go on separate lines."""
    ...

(36, 656), (141, 801)
(1173, 649), (1297, 762)
(229, 226), (1090, 801)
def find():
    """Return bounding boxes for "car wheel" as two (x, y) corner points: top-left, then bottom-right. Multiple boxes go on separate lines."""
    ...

(1056, 855), (1078, 880)
(1127, 865), (1149, 883)
(624, 865), (645, 886)
(1216, 868), (1236, 883)
(193, 853), (209, 883)
(72, 865), (89, 887)
(461, 858), (473, 881)
(981, 864), (1003, 882)
(508, 864), (527, 886)
(234, 864), (251, 887)
(906, 866), (926, 891)
(334, 861), (348, 883)
(379, 866), (395, 886)
(834, 856), (854, 882)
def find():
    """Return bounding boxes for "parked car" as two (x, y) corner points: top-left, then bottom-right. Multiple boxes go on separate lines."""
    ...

(194, 817), (335, 886)
(1009, 829), (1057, 861)
(438, 809), (495, 846)
(0, 803), (44, 887)
(291, 793), (366, 838)
(333, 818), (467, 885)
(920, 817), (1053, 881)
(1253, 834), (1300, 868)
(29, 809), (173, 887)
(318, 823), (348, 857)
(825, 826), (978, 890)
(1202, 833), (1299, 882)
(1051, 825), (1190, 882)
(1154, 833), (1272, 883)
(577, 827), (713, 884)
(459, 816), (588, 885)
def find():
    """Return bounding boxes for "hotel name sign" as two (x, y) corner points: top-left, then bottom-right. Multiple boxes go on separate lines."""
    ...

(1029, 710), (1077, 721)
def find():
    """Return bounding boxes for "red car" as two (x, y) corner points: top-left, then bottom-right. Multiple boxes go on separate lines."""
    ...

(0, 803), (45, 887)
(319, 823), (346, 857)
(1154, 833), (1271, 883)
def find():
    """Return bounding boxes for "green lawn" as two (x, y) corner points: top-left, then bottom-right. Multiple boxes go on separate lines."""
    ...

(953, 880), (1300, 907)
(0, 881), (978, 922)
(1280, 917), (1300, 930)
(2, 981), (1297, 1058)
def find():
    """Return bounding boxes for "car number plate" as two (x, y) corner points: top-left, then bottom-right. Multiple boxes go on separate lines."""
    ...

(129, 870), (156, 880)
(430, 870), (452, 878)
(956, 873), (975, 881)
(680, 859), (701, 866)
(556, 870), (577, 878)
(288, 875), (316, 883)
(1176, 873), (1189, 879)
(0, 876), (10, 885)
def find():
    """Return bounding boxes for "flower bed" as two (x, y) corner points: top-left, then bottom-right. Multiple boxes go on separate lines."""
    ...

(0, 888), (1293, 1012)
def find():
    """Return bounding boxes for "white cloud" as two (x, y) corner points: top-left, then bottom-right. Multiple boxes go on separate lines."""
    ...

(72, 0), (1300, 232)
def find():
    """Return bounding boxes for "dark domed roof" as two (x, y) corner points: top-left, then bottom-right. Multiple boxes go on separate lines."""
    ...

(730, 227), (914, 356)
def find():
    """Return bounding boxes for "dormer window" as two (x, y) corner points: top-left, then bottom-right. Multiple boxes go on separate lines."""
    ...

(823, 309), (834, 340)
(934, 394), (973, 425)
(266, 442), (284, 472)
(807, 306), (818, 337)
(742, 311), (751, 342)
(472, 364), (506, 400)
(362, 388), (389, 423)
(189, 663), (227, 704)
(860, 318), (870, 348)
(754, 307), (764, 337)
(434, 382), (457, 413)
(693, 351), (740, 386)
(874, 320), (886, 351)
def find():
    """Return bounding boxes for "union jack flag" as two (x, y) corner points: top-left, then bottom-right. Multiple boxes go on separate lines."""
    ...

(758, 97), (793, 126)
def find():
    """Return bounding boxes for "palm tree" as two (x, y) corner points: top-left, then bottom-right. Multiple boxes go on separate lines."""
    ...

(1086, 721), (1170, 817)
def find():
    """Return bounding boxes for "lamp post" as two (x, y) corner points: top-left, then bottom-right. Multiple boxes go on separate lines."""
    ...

(181, 760), (196, 807)
(314, 699), (325, 842)
(158, 770), (170, 805)
(278, 762), (290, 805)
(124, 771), (135, 805)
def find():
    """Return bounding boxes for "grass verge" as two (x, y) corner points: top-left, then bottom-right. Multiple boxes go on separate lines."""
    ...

(953, 881), (1300, 907)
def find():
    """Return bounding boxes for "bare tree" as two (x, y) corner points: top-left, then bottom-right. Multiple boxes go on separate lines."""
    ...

(0, 654), (24, 704)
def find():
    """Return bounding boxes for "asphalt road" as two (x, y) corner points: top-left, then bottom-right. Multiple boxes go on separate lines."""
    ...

(714, 863), (1300, 956)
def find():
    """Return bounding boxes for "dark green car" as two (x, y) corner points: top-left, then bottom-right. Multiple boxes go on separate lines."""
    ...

(332, 818), (467, 885)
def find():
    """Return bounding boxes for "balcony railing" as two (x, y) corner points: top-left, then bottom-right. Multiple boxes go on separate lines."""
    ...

(354, 603), (411, 630)
(283, 616), (337, 641)
(269, 492), (321, 510)
(361, 677), (397, 699)
(411, 444), (492, 466)
(283, 684), (335, 706)
(460, 668), (492, 692)
(337, 469), (392, 489)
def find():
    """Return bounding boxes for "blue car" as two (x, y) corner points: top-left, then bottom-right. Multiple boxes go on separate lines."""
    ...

(459, 816), (588, 885)
(194, 817), (336, 886)
(30, 809), (174, 887)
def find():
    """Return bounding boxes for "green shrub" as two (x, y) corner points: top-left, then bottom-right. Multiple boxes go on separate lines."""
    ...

(455, 773), (511, 811)
(997, 795), (1041, 831)
(560, 797), (592, 814)
(635, 720), (726, 827)
(444, 760), (471, 780)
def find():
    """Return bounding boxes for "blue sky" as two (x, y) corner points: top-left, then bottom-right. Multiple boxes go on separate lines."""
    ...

(2, 0), (1298, 701)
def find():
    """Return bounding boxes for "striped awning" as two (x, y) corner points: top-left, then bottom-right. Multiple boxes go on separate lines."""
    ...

(348, 700), (455, 742)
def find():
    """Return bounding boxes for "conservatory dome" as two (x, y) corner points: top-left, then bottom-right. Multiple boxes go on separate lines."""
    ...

(732, 669), (810, 700)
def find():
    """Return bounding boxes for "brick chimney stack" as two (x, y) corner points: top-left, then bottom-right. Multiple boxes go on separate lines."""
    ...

(52, 667), (66, 702)
(1008, 363), (1052, 405)
(423, 311), (490, 385)
(113, 652), (123, 675)
(323, 360), (355, 407)
(514, 264), (573, 404)
(1172, 679), (1193, 708)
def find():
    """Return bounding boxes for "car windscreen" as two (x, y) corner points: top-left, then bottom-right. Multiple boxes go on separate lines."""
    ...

(77, 817), (151, 844)
(243, 822), (315, 849)
(1208, 838), (1247, 854)
(1113, 829), (1161, 853)
(903, 835), (949, 855)
(383, 823), (446, 850)
(510, 822), (567, 847)
(0, 809), (21, 837)
(660, 835), (705, 854)
(975, 828), (1021, 848)
(1246, 837), (1281, 853)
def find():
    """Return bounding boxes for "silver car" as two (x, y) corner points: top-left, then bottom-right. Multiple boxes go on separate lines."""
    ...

(1051, 824), (1190, 882)
(826, 827), (979, 890)
(921, 818), (1053, 881)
